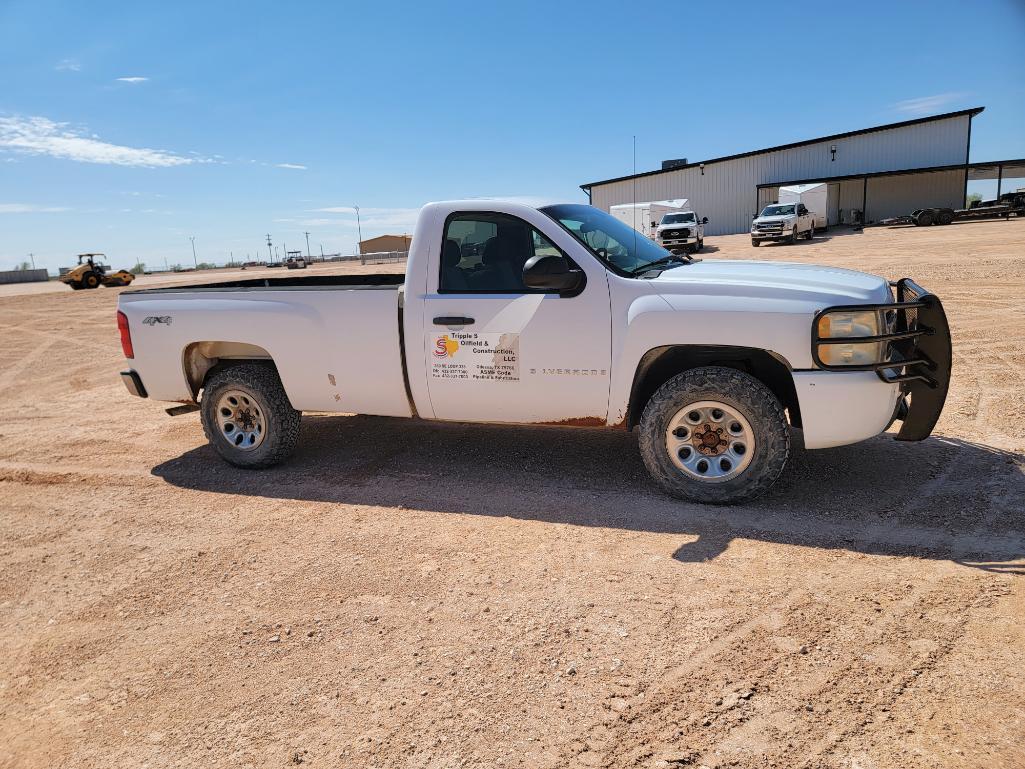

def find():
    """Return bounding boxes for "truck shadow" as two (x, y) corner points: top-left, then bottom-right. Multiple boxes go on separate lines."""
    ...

(152, 415), (1025, 574)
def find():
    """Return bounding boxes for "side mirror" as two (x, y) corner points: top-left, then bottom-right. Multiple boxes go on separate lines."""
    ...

(523, 254), (583, 294)
(701, 216), (708, 224)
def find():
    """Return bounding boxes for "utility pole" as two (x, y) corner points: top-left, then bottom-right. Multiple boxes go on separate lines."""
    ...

(28, 253), (35, 269)
(319, 243), (324, 260)
(303, 231), (312, 258)
(188, 236), (197, 268)
(354, 205), (363, 265)
(266, 234), (273, 262)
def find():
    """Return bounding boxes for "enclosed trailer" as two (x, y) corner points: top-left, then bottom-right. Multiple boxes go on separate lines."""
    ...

(778, 184), (828, 231)
(610, 199), (691, 238)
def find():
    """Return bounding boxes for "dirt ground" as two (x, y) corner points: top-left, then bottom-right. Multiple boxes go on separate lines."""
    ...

(1, 220), (1023, 769)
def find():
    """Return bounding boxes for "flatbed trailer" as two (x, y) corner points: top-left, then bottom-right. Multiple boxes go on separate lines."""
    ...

(890, 191), (1025, 227)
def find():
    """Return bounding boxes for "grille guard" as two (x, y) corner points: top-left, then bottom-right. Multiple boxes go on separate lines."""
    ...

(811, 278), (952, 441)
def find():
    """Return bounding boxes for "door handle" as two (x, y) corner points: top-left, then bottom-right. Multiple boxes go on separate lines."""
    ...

(433, 316), (475, 326)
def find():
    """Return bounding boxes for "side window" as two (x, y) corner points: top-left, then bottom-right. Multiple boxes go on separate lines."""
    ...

(440, 212), (564, 292)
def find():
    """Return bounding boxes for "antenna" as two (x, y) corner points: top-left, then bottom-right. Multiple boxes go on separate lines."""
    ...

(632, 135), (637, 253)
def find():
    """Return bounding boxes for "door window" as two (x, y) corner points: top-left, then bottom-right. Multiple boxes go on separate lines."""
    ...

(440, 212), (565, 293)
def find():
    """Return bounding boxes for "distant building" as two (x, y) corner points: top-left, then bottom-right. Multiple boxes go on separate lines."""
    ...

(359, 234), (411, 254)
(582, 107), (1024, 234)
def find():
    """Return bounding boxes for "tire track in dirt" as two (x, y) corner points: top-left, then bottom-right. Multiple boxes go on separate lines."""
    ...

(572, 576), (1000, 768)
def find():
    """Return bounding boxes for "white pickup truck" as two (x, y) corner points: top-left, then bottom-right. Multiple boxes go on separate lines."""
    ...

(116, 200), (950, 503)
(751, 202), (816, 246)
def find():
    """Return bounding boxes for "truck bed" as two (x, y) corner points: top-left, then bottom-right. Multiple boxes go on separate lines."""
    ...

(124, 273), (405, 294)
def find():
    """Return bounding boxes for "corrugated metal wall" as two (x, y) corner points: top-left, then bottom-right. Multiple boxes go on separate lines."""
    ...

(589, 115), (970, 235)
(866, 168), (965, 221)
(0, 268), (49, 285)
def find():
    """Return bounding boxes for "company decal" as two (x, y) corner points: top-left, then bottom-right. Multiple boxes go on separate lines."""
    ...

(142, 316), (172, 326)
(428, 332), (519, 381)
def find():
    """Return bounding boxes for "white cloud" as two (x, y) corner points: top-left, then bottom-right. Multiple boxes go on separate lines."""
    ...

(0, 203), (70, 213)
(55, 59), (81, 72)
(312, 206), (420, 229)
(275, 162), (307, 170)
(0, 116), (205, 167)
(894, 93), (966, 115)
(116, 76), (149, 84)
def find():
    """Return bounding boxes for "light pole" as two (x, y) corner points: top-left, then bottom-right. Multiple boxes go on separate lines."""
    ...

(266, 234), (273, 263)
(188, 236), (197, 268)
(354, 205), (364, 265)
(28, 253), (35, 269)
(304, 231), (311, 258)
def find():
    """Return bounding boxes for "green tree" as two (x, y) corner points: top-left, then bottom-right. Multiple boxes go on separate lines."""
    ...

(966, 192), (983, 208)
(14, 260), (32, 271)
(129, 262), (146, 275)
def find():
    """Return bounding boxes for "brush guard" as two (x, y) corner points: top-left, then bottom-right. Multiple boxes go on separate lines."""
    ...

(812, 278), (951, 441)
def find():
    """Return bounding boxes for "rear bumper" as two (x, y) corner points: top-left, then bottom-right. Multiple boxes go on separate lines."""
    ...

(120, 370), (148, 398)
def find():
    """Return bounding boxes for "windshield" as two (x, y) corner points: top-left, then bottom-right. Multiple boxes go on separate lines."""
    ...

(761, 204), (796, 217)
(661, 213), (696, 225)
(540, 204), (676, 275)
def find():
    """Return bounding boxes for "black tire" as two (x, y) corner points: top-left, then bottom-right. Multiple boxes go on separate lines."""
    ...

(787, 231), (797, 245)
(915, 210), (935, 227)
(806, 225), (814, 240)
(69, 282), (83, 291)
(696, 237), (704, 252)
(200, 363), (301, 469)
(751, 240), (759, 247)
(638, 367), (790, 504)
(82, 272), (100, 289)
(937, 209), (954, 225)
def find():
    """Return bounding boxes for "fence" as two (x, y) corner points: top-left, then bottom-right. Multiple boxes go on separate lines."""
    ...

(0, 268), (49, 285)
(360, 250), (408, 265)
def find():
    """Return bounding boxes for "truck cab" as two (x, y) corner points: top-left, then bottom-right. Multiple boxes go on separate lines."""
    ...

(751, 202), (814, 246)
(655, 210), (707, 253)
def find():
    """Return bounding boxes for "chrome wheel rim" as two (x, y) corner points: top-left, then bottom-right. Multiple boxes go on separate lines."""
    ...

(665, 400), (755, 483)
(215, 389), (266, 451)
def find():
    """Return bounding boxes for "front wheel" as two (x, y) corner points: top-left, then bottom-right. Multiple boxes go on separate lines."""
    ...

(751, 239), (759, 247)
(638, 367), (790, 504)
(201, 363), (301, 468)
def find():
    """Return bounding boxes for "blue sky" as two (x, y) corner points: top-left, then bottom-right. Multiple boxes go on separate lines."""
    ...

(1, 0), (1023, 272)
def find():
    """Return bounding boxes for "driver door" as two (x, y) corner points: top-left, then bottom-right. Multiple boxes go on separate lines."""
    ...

(422, 210), (612, 425)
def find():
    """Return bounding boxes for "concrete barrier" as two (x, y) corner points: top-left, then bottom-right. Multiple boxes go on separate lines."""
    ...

(0, 269), (49, 285)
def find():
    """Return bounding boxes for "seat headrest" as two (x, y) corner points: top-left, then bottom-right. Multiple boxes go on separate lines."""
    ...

(443, 239), (462, 267)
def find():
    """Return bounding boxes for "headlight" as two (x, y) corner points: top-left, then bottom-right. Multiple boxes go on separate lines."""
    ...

(816, 310), (885, 366)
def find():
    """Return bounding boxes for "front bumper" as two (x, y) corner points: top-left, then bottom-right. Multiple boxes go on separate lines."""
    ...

(120, 370), (148, 398)
(751, 229), (792, 241)
(811, 278), (952, 441)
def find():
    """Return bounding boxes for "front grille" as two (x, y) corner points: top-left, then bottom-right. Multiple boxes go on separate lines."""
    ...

(662, 228), (690, 239)
(756, 222), (783, 232)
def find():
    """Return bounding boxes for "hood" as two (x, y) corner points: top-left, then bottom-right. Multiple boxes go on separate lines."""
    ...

(650, 259), (892, 306)
(753, 214), (796, 224)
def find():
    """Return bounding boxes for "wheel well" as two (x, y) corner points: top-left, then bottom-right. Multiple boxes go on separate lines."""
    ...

(183, 341), (275, 399)
(626, 345), (801, 430)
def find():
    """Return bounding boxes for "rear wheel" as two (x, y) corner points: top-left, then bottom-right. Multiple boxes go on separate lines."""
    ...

(638, 367), (790, 504)
(201, 363), (301, 468)
(915, 209), (935, 227)
(937, 208), (954, 225)
(82, 272), (100, 289)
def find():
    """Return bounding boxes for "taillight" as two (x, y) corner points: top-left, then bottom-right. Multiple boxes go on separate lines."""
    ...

(117, 310), (134, 358)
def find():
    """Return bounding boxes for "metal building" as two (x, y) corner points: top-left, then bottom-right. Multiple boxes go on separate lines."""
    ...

(581, 107), (1007, 235)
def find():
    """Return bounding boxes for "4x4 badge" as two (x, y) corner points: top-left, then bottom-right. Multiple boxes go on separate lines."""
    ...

(142, 316), (172, 326)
